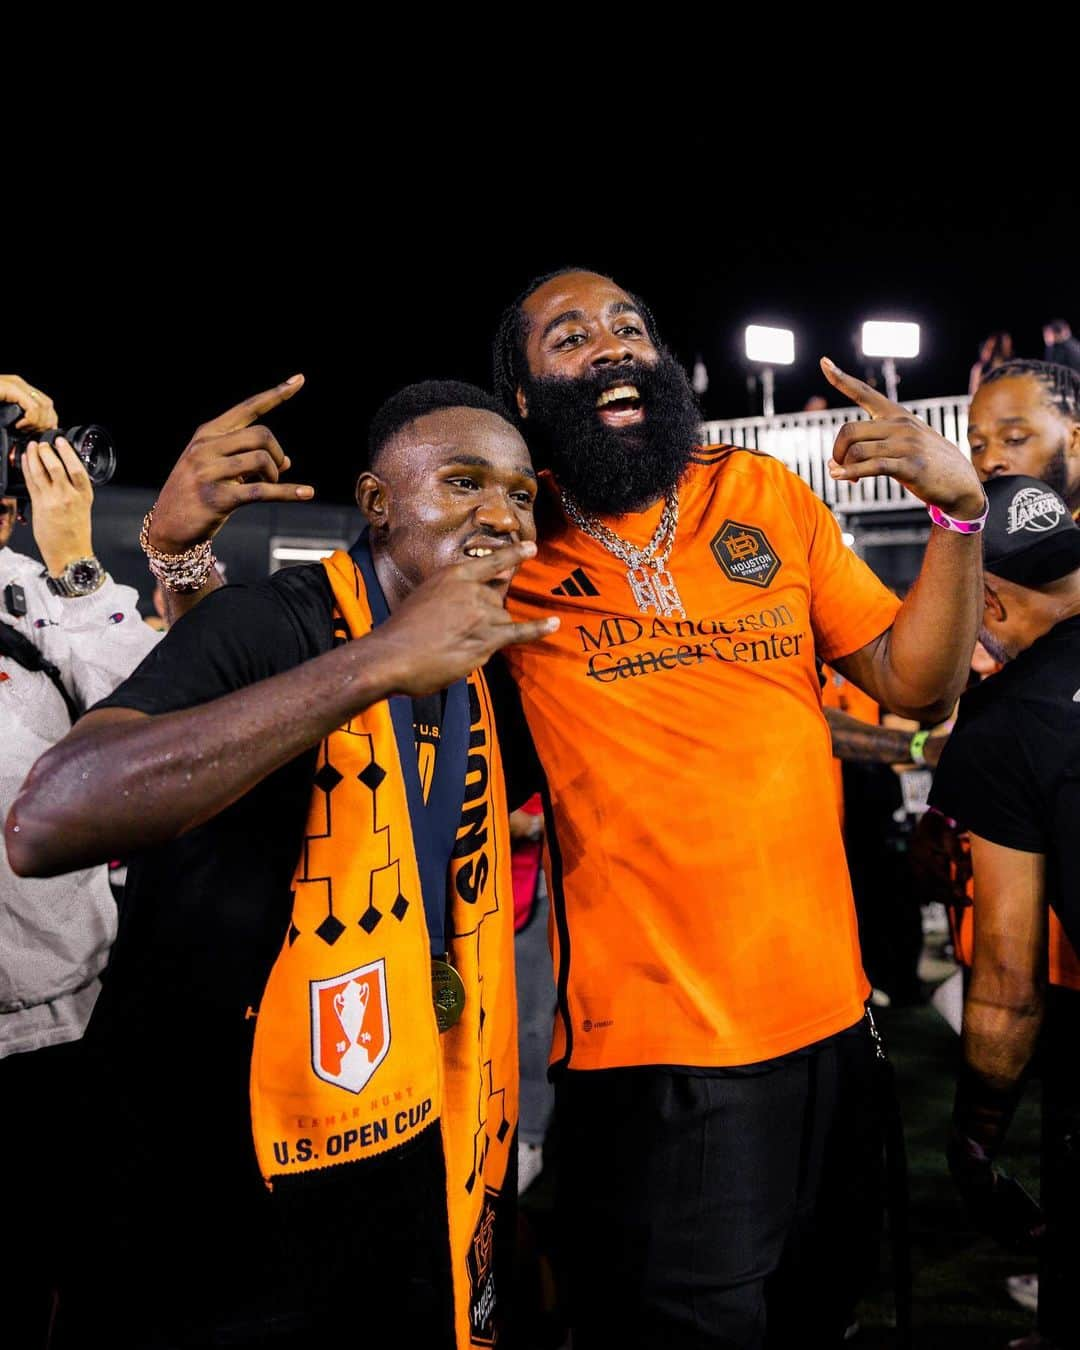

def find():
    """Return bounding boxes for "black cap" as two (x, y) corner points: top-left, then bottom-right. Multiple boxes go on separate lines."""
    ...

(983, 475), (1080, 586)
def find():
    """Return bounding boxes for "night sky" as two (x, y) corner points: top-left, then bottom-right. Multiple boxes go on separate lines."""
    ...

(11, 128), (1078, 509)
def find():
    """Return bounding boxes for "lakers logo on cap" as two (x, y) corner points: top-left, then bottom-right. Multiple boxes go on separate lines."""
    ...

(1007, 486), (1066, 534)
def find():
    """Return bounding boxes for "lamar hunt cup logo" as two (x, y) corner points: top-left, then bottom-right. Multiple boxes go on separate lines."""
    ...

(1007, 487), (1066, 534)
(310, 960), (390, 1094)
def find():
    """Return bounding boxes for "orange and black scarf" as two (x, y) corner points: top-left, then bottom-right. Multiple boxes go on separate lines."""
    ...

(250, 542), (518, 1346)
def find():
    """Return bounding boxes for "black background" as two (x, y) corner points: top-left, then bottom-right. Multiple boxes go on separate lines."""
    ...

(10, 121), (1078, 508)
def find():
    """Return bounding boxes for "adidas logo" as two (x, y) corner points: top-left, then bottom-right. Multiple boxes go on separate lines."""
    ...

(551, 567), (600, 598)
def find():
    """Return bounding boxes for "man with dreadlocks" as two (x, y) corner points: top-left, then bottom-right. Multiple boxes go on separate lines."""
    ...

(929, 473), (1080, 1350)
(928, 358), (1080, 1348)
(967, 358), (1080, 516)
(489, 268), (988, 1348)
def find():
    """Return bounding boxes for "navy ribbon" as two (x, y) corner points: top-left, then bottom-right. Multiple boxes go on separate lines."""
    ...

(349, 532), (468, 956)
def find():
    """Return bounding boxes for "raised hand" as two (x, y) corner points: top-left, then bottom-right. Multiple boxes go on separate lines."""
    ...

(0, 374), (58, 432)
(149, 375), (314, 554)
(821, 358), (985, 518)
(23, 438), (95, 575)
(368, 542), (559, 697)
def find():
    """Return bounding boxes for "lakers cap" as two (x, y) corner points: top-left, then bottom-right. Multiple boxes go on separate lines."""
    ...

(982, 475), (1080, 587)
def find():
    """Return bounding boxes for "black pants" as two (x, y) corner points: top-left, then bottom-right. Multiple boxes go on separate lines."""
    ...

(0, 1038), (84, 1350)
(554, 1018), (884, 1350)
(1038, 985), (1080, 1348)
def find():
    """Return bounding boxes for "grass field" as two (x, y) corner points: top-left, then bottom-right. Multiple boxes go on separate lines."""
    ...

(849, 955), (1041, 1349)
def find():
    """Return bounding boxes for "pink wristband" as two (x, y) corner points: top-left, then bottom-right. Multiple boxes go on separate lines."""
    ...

(927, 498), (988, 534)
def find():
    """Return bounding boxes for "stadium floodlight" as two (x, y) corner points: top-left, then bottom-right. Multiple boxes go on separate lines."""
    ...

(744, 325), (795, 417)
(860, 321), (920, 401)
(745, 326), (795, 366)
(861, 321), (920, 359)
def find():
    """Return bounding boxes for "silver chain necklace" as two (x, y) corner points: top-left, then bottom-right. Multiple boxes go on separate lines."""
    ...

(560, 486), (686, 619)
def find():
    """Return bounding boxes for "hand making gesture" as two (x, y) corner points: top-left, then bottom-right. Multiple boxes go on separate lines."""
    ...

(821, 358), (985, 519)
(149, 374), (314, 554)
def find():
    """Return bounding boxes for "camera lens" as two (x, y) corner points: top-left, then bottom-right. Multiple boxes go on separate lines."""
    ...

(3, 443), (26, 496)
(67, 425), (117, 486)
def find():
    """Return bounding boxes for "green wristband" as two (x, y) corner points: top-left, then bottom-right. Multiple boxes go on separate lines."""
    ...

(909, 730), (931, 766)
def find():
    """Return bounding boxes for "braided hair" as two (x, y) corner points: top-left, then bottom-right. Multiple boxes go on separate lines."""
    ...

(980, 359), (1080, 422)
(491, 267), (661, 420)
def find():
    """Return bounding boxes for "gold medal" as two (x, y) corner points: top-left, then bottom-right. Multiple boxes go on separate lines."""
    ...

(431, 956), (466, 1032)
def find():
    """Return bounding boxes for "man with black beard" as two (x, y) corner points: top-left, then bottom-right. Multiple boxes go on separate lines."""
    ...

(489, 268), (988, 1348)
(930, 476), (1080, 1350)
(928, 359), (1080, 1347)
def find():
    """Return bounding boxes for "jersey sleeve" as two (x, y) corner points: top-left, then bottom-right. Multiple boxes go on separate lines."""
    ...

(793, 477), (902, 662)
(91, 582), (312, 718)
(929, 703), (1047, 854)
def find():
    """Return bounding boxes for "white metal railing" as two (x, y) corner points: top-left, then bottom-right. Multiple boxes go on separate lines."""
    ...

(701, 395), (971, 513)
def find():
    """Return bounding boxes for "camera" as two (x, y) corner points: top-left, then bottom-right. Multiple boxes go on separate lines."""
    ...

(0, 401), (117, 499)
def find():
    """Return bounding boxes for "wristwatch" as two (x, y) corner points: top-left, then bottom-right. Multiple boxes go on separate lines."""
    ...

(46, 556), (108, 598)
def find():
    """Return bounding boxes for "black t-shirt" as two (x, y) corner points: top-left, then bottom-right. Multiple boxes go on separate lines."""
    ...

(66, 566), (457, 1347)
(413, 689), (444, 801)
(929, 614), (1080, 955)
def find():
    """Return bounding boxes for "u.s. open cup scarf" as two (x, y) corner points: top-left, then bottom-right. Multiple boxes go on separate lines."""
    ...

(250, 543), (518, 1346)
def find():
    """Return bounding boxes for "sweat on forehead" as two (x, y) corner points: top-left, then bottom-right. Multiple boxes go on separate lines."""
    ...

(522, 270), (648, 330)
(365, 379), (514, 470)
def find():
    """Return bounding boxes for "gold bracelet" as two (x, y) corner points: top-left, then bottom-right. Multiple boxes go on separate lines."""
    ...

(139, 505), (218, 593)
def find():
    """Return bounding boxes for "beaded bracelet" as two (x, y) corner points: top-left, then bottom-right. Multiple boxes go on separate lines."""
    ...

(139, 506), (218, 593)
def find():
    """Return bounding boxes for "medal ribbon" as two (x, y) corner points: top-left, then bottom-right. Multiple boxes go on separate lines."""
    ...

(349, 533), (469, 959)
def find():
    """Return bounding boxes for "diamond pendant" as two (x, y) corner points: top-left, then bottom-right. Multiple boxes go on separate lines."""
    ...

(627, 563), (686, 619)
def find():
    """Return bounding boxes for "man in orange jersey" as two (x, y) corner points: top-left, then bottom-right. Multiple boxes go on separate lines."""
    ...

(488, 268), (987, 1348)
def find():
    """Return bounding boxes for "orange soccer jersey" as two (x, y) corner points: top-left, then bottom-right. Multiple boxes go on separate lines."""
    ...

(505, 447), (902, 1070)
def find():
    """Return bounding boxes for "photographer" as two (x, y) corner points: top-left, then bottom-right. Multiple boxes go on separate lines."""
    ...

(0, 373), (160, 1349)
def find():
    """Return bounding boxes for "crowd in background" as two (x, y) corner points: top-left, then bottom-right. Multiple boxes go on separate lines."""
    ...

(2, 299), (1079, 1350)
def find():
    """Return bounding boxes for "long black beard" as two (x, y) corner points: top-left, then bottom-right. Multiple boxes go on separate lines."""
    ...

(518, 350), (702, 517)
